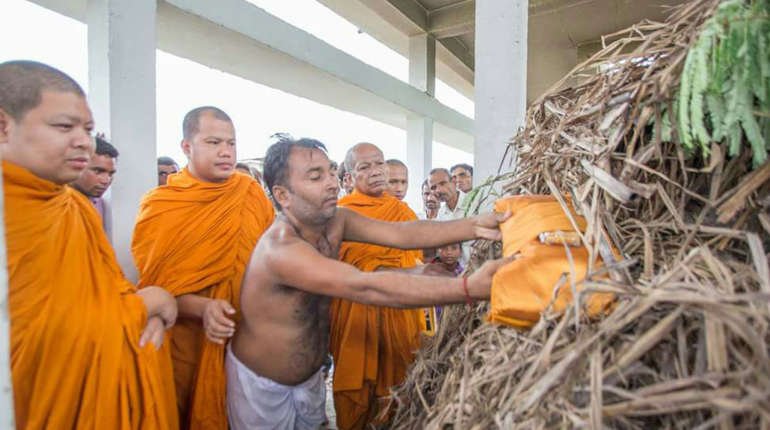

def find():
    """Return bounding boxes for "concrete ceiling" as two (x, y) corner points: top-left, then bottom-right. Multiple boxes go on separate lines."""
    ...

(320, 0), (686, 101)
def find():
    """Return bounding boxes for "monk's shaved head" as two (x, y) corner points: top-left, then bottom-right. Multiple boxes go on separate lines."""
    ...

(344, 142), (382, 172)
(182, 106), (232, 140)
(0, 60), (85, 121)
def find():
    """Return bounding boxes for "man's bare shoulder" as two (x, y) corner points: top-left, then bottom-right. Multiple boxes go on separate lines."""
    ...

(256, 218), (301, 252)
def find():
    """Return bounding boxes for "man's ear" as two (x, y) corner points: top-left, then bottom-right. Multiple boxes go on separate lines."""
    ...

(181, 139), (191, 157)
(0, 109), (13, 145)
(272, 185), (290, 208)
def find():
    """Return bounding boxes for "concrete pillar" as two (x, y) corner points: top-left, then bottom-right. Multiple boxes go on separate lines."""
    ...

(406, 34), (435, 207)
(474, 0), (528, 185)
(0, 165), (14, 428)
(406, 115), (433, 207)
(88, 0), (157, 281)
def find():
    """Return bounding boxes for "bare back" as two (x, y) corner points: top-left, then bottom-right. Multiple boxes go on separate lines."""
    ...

(232, 213), (346, 385)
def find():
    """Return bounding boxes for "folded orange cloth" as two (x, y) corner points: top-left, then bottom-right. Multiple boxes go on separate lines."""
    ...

(489, 195), (614, 328)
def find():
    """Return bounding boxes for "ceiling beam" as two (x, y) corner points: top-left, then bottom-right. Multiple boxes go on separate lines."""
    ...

(439, 37), (474, 71)
(383, 0), (428, 31)
(428, 1), (474, 39)
(530, 0), (599, 17)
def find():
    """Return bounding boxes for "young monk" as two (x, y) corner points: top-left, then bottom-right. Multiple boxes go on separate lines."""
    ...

(332, 143), (434, 429)
(132, 107), (275, 429)
(228, 136), (511, 429)
(0, 60), (178, 429)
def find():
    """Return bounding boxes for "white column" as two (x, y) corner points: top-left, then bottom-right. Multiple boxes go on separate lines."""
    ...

(474, 0), (528, 185)
(406, 34), (435, 208)
(88, 0), (157, 281)
(0, 165), (14, 427)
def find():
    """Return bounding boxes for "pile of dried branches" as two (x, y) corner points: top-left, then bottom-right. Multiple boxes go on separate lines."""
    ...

(392, 0), (770, 428)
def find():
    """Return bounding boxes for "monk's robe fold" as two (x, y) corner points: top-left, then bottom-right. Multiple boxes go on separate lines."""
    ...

(330, 191), (424, 430)
(3, 161), (178, 430)
(489, 195), (614, 328)
(132, 169), (274, 430)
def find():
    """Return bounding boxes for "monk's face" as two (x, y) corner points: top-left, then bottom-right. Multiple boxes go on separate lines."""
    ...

(387, 164), (408, 200)
(429, 170), (457, 203)
(0, 90), (95, 184)
(422, 183), (439, 210)
(157, 163), (178, 185)
(282, 147), (339, 223)
(71, 154), (117, 198)
(350, 144), (387, 197)
(451, 166), (473, 193)
(182, 112), (236, 183)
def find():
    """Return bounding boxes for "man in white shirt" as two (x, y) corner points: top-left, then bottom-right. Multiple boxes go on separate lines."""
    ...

(418, 179), (440, 221)
(429, 168), (470, 264)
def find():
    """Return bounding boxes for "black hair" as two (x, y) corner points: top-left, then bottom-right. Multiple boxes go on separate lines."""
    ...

(429, 167), (450, 177)
(0, 60), (85, 121)
(450, 163), (473, 176)
(157, 156), (179, 167)
(95, 136), (119, 158)
(263, 133), (328, 209)
(182, 106), (232, 140)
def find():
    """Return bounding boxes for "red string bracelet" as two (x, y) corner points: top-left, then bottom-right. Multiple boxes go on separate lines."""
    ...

(462, 275), (473, 305)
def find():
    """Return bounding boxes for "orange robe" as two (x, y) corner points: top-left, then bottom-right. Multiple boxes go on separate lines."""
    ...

(3, 161), (178, 429)
(330, 191), (424, 430)
(132, 169), (274, 430)
(489, 195), (614, 328)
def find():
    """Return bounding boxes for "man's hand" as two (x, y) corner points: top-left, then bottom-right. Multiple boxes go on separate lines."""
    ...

(416, 263), (455, 277)
(137, 286), (178, 328)
(139, 316), (167, 349)
(471, 211), (511, 241)
(203, 299), (236, 344)
(466, 256), (516, 299)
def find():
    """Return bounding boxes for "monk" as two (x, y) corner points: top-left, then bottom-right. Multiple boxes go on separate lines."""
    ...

(229, 136), (511, 429)
(0, 60), (178, 429)
(132, 106), (275, 429)
(332, 143), (432, 429)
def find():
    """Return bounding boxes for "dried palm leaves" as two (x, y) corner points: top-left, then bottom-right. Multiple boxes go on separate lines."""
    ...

(392, 0), (770, 428)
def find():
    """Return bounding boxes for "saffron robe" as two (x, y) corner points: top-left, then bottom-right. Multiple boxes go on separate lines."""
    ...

(330, 191), (424, 430)
(4, 161), (178, 429)
(132, 169), (274, 429)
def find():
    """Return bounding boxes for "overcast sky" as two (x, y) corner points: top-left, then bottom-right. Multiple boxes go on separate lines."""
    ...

(1, 0), (474, 208)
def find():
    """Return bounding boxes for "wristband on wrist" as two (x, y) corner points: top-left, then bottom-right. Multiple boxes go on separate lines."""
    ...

(462, 275), (473, 305)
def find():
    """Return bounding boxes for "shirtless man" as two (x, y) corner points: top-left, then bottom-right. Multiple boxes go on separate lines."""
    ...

(228, 136), (510, 429)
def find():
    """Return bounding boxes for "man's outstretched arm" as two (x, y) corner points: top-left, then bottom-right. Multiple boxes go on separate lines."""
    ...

(340, 207), (510, 251)
(265, 236), (512, 308)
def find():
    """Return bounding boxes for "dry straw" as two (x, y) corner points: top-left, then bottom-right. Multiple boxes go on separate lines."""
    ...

(391, 0), (770, 428)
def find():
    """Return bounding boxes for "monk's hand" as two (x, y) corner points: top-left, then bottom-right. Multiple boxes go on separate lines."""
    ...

(471, 211), (511, 241)
(203, 299), (236, 345)
(137, 286), (178, 328)
(466, 256), (516, 299)
(139, 316), (166, 350)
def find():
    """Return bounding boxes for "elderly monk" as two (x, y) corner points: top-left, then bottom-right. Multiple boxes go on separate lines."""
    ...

(228, 136), (510, 429)
(331, 142), (433, 429)
(132, 106), (275, 429)
(0, 60), (178, 429)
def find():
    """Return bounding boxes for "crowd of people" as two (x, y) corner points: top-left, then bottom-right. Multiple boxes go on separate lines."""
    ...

(0, 59), (512, 430)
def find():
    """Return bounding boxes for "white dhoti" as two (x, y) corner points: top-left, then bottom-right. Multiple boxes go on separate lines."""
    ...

(226, 344), (327, 430)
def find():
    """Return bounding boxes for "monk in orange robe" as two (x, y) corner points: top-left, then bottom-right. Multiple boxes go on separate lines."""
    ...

(132, 107), (274, 430)
(0, 60), (178, 429)
(331, 143), (437, 429)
